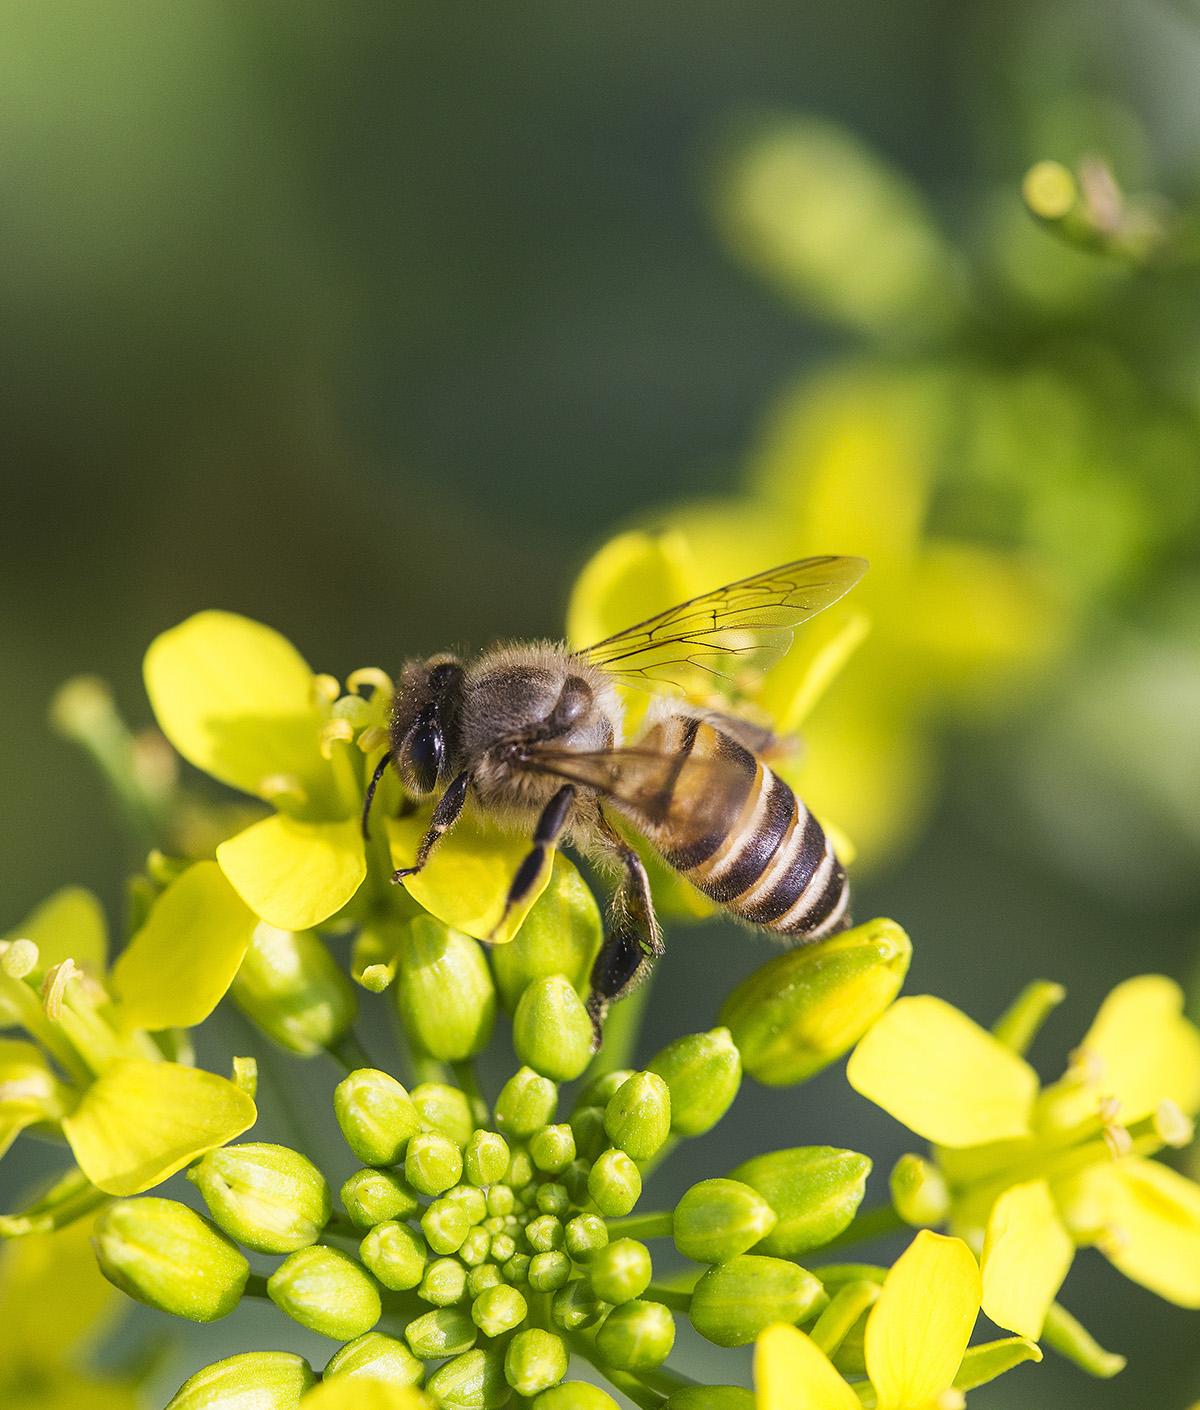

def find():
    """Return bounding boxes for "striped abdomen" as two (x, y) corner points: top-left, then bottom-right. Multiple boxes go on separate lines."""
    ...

(639, 715), (850, 940)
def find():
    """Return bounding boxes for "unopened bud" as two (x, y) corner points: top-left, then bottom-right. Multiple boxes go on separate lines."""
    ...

(526, 1214), (566, 1253)
(324, 1331), (424, 1387)
(94, 1198), (248, 1322)
(486, 1184), (516, 1218)
(531, 1124), (577, 1173)
(506, 1146), (535, 1189)
(468, 1263), (504, 1298)
(689, 1254), (825, 1347)
(268, 1246), (381, 1340)
(490, 856), (603, 1012)
(412, 1082), (475, 1147)
(589, 1149), (642, 1216)
(465, 1129), (511, 1187)
(578, 1069), (637, 1108)
(420, 1256), (469, 1306)
(563, 1159), (593, 1206)
(648, 1028), (741, 1137)
(569, 1106), (608, 1164)
(406, 1131), (465, 1196)
(341, 1168), (421, 1229)
(395, 916), (496, 1061)
(360, 1220), (428, 1291)
(529, 1250), (572, 1292)
(565, 1212), (609, 1262)
(720, 919), (910, 1085)
(664, 1391), (755, 1410)
(673, 1178), (776, 1264)
(588, 1238), (652, 1303)
(604, 1072), (671, 1160)
(165, 1352), (314, 1409)
(596, 1299), (675, 1370)
(459, 1226), (492, 1267)
(230, 923), (356, 1056)
(333, 1068), (418, 1166)
(443, 1183), (488, 1224)
(473, 1282), (529, 1337)
(504, 1252), (532, 1285)
(188, 1142), (331, 1254)
(890, 1154), (950, 1227)
(426, 1348), (509, 1410)
(405, 1307), (478, 1359)
(423, 1197), (472, 1255)
(513, 975), (595, 1081)
(534, 1386), (620, 1410)
(552, 1278), (607, 1330)
(505, 1327), (569, 1396)
(728, 1146), (870, 1257)
(496, 1066), (558, 1137)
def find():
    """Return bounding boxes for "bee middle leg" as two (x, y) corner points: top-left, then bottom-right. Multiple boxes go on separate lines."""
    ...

(391, 771), (470, 882)
(486, 784), (577, 938)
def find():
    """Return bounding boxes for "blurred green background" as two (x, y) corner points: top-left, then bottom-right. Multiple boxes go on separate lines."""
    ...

(5, 0), (1200, 1404)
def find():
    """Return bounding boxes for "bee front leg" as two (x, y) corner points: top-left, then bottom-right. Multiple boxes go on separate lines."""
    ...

(391, 771), (470, 882)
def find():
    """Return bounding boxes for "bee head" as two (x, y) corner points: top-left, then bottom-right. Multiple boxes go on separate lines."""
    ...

(390, 655), (464, 795)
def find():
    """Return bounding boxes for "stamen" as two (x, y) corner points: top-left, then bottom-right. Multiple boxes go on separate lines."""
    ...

(310, 674), (341, 708)
(1102, 1120), (1133, 1160)
(1154, 1100), (1194, 1148)
(1066, 1044), (1107, 1087)
(347, 667), (395, 699)
(319, 719), (356, 759)
(1097, 1095), (1122, 1124)
(357, 725), (388, 755)
(258, 774), (308, 807)
(1, 938), (39, 979)
(1095, 1224), (1129, 1258)
(42, 958), (78, 1021)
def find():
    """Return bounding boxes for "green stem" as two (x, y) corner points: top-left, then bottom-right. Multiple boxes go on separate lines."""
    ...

(638, 1365), (700, 1395)
(809, 1280), (881, 1357)
(644, 1283), (692, 1312)
(606, 1211), (673, 1239)
(325, 1029), (375, 1073)
(818, 1203), (906, 1254)
(452, 1059), (492, 1129)
(585, 972), (655, 1081)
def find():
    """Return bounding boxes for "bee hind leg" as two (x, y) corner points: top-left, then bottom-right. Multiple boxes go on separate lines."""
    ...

(484, 785), (576, 940)
(586, 825), (663, 1050)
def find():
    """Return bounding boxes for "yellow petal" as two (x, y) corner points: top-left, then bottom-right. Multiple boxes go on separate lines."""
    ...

(754, 1322), (861, 1410)
(5, 886), (108, 972)
(61, 1058), (255, 1196)
(865, 1231), (980, 1410)
(300, 1380), (431, 1410)
(144, 610), (333, 805)
(847, 996), (1038, 1147)
(565, 529), (695, 650)
(1062, 1157), (1200, 1308)
(980, 1180), (1074, 1338)
(387, 810), (551, 944)
(217, 815), (366, 930)
(0, 1218), (121, 1364)
(111, 862), (257, 1030)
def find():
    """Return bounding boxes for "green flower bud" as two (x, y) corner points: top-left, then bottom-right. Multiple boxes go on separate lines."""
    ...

(472, 1282), (529, 1337)
(188, 1142), (331, 1254)
(491, 1232), (517, 1263)
(551, 1278), (607, 1330)
(506, 1146), (535, 1189)
(596, 1299), (675, 1370)
(647, 1028), (741, 1137)
(689, 1255), (825, 1347)
(536, 1181), (570, 1216)
(890, 1153), (950, 1226)
(529, 1250), (572, 1292)
(407, 1130), (465, 1196)
(588, 1238), (652, 1304)
(268, 1246), (381, 1340)
(504, 1252), (532, 1285)
(412, 1081), (475, 1146)
(487, 1184), (516, 1217)
(466, 1130), (511, 1187)
(588, 1148), (642, 1216)
(535, 1387), (619, 1410)
(324, 1332), (425, 1387)
(360, 1220), (428, 1291)
(426, 1348), (510, 1410)
(460, 1226), (493, 1266)
(526, 1214), (565, 1253)
(577, 1069), (636, 1108)
(165, 1352), (314, 1409)
(530, 1124), (576, 1174)
(94, 1198), (249, 1322)
(230, 923), (356, 1055)
(665, 1390), (755, 1410)
(405, 1306), (478, 1359)
(728, 1147), (870, 1257)
(396, 916), (496, 1061)
(468, 1263), (504, 1297)
(423, 1197), (472, 1255)
(604, 1072), (671, 1160)
(420, 1256), (470, 1306)
(720, 919), (910, 1085)
(569, 1106), (608, 1164)
(341, 1167), (421, 1229)
(513, 974), (594, 1081)
(565, 1212), (608, 1262)
(495, 1066), (558, 1137)
(672, 1178), (777, 1264)
(490, 854), (603, 1012)
(505, 1327), (570, 1396)
(334, 1068), (418, 1166)
(562, 1159), (592, 1206)
(444, 1183), (488, 1225)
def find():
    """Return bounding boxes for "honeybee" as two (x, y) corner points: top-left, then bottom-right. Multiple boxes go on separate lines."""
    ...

(363, 555), (867, 1043)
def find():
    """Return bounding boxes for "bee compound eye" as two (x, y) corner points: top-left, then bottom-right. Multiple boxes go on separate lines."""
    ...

(403, 722), (445, 794)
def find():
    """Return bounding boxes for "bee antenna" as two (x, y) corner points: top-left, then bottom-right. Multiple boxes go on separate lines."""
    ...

(361, 754), (393, 840)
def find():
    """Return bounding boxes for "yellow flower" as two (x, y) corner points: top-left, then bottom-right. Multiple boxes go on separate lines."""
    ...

(754, 1231), (1039, 1408)
(847, 975), (1200, 1340)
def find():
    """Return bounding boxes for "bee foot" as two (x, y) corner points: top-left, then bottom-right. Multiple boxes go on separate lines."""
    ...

(391, 866), (419, 883)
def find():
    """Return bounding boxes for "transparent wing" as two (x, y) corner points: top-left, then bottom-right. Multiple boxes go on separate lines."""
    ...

(581, 555), (868, 693)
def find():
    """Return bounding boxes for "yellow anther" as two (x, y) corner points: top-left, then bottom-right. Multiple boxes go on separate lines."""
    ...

(318, 718), (356, 759)
(1022, 159), (1078, 220)
(1102, 1120), (1133, 1160)
(42, 958), (78, 1021)
(1097, 1094), (1122, 1124)
(257, 774), (308, 807)
(311, 673), (341, 708)
(1, 938), (39, 979)
(1066, 1045), (1107, 1087)
(357, 725), (388, 755)
(1154, 1100), (1194, 1148)
(1095, 1224), (1130, 1259)
(348, 667), (395, 699)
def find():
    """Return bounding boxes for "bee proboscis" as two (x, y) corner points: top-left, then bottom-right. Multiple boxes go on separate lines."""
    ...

(364, 554), (868, 1043)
